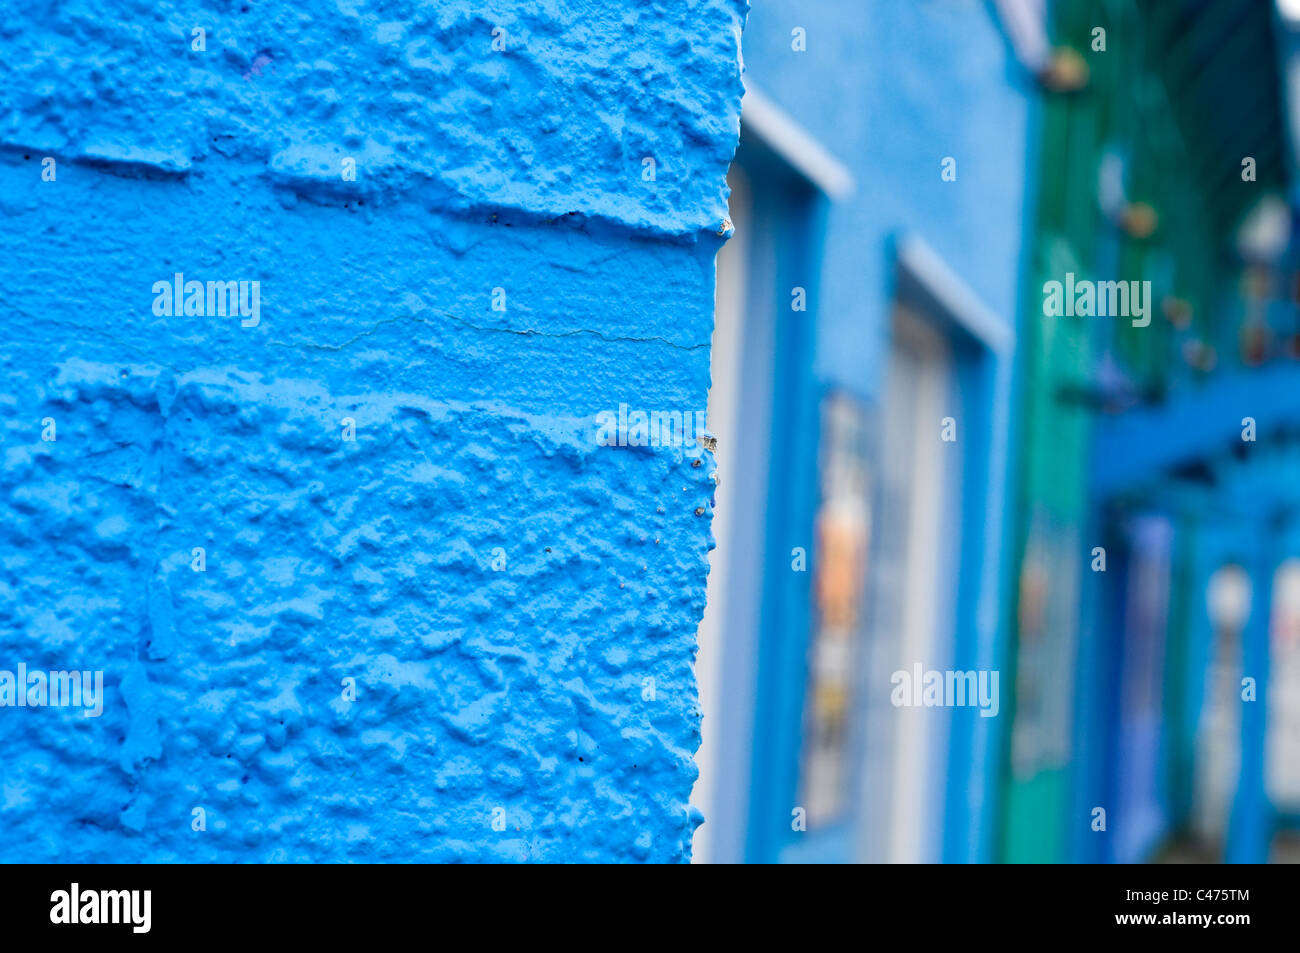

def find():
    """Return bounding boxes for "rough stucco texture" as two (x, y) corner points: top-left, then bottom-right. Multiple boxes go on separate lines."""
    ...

(0, 0), (745, 862)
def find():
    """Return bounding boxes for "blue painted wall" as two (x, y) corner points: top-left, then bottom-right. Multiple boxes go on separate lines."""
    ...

(0, 0), (745, 862)
(740, 0), (1032, 399)
(721, 0), (1035, 863)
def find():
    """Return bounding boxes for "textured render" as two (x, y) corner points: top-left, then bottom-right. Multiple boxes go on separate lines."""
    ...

(0, 1), (745, 862)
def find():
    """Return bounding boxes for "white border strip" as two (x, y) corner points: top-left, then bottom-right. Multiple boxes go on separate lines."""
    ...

(897, 234), (1015, 355)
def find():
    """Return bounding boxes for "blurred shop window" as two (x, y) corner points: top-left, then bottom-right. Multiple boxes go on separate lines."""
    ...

(1267, 558), (1300, 811)
(1194, 563), (1250, 849)
(1010, 509), (1081, 777)
(877, 304), (955, 863)
(1114, 515), (1174, 858)
(1122, 518), (1172, 719)
(798, 392), (871, 826)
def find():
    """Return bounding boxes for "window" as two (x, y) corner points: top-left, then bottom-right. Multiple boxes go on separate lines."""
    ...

(798, 392), (872, 826)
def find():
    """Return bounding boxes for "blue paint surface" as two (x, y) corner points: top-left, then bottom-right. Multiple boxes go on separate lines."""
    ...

(741, 0), (1031, 399)
(0, 0), (745, 862)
